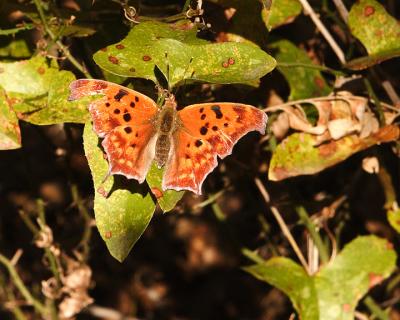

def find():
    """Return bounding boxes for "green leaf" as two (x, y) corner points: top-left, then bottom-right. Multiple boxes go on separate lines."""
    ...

(270, 40), (331, 100)
(0, 88), (21, 150)
(262, 0), (302, 30)
(244, 236), (397, 320)
(387, 209), (400, 233)
(245, 257), (319, 319)
(0, 56), (90, 125)
(0, 38), (32, 59)
(269, 125), (399, 181)
(83, 122), (156, 262)
(347, 0), (400, 70)
(146, 163), (185, 213)
(93, 21), (276, 87)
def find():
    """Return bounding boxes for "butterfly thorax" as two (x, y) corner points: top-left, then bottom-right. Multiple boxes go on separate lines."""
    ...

(154, 98), (178, 168)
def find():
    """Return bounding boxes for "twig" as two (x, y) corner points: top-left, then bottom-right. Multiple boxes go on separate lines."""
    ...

(331, 0), (348, 23)
(254, 178), (310, 274)
(298, 0), (346, 64)
(36, 200), (62, 286)
(355, 311), (370, 320)
(0, 272), (28, 320)
(381, 80), (400, 107)
(32, 0), (92, 78)
(70, 184), (93, 261)
(0, 253), (46, 315)
(84, 305), (141, 320)
(194, 189), (225, 209)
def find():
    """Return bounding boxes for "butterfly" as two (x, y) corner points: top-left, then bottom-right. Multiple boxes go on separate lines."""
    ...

(69, 79), (267, 195)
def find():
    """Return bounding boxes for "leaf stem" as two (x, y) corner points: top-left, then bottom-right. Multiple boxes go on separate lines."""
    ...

(32, 0), (92, 78)
(277, 62), (344, 76)
(0, 24), (34, 35)
(363, 296), (389, 320)
(0, 253), (46, 315)
(254, 178), (310, 274)
(296, 206), (329, 264)
(363, 78), (386, 126)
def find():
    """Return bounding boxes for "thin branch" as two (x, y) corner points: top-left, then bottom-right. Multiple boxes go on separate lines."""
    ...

(32, 0), (92, 78)
(298, 0), (346, 64)
(0, 253), (46, 315)
(381, 80), (400, 107)
(331, 0), (348, 23)
(84, 305), (141, 320)
(254, 178), (310, 274)
(70, 184), (94, 261)
(36, 200), (62, 286)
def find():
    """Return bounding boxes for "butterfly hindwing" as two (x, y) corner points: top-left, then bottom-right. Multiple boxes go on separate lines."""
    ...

(102, 124), (157, 183)
(163, 103), (267, 194)
(162, 130), (218, 194)
(69, 79), (160, 182)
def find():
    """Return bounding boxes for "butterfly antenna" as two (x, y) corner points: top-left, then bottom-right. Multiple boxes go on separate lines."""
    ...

(173, 57), (194, 98)
(164, 52), (172, 92)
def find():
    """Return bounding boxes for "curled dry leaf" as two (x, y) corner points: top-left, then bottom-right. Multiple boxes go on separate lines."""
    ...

(34, 224), (54, 248)
(58, 256), (93, 319)
(267, 92), (400, 180)
(266, 91), (398, 142)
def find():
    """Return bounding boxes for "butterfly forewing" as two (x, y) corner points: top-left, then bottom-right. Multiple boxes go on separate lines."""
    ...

(69, 79), (159, 137)
(162, 103), (267, 194)
(69, 79), (160, 182)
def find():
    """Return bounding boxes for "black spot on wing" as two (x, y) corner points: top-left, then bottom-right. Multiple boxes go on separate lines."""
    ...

(195, 140), (203, 147)
(200, 126), (208, 135)
(124, 127), (132, 134)
(211, 105), (223, 119)
(123, 113), (132, 122)
(114, 89), (128, 101)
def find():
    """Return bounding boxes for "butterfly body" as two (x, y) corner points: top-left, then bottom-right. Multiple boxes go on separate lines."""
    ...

(69, 79), (267, 195)
(154, 99), (179, 168)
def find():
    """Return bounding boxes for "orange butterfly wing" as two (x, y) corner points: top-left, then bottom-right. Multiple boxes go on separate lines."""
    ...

(69, 79), (159, 183)
(162, 103), (267, 194)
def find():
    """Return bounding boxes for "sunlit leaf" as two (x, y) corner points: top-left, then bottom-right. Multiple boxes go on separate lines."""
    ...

(262, 0), (302, 30)
(387, 209), (400, 233)
(0, 88), (20, 150)
(0, 56), (90, 124)
(146, 163), (185, 213)
(0, 38), (31, 59)
(83, 122), (156, 262)
(347, 0), (400, 70)
(269, 125), (399, 181)
(93, 21), (275, 87)
(245, 236), (397, 320)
